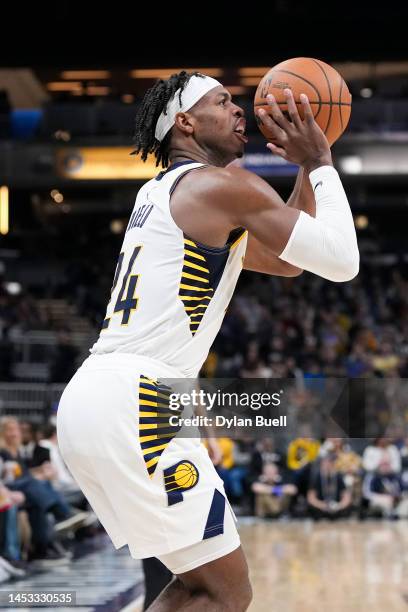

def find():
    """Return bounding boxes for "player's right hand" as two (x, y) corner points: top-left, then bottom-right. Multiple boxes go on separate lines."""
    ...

(256, 88), (333, 173)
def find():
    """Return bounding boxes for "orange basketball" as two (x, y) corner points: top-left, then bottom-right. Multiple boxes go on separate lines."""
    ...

(254, 57), (351, 145)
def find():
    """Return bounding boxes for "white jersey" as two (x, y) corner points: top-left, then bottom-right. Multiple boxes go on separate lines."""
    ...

(90, 160), (248, 377)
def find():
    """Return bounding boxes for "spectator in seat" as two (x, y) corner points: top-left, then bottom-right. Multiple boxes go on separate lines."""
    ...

(362, 437), (401, 474)
(367, 458), (408, 518)
(307, 453), (352, 520)
(20, 422), (52, 472)
(251, 462), (297, 518)
(215, 437), (248, 504)
(320, 438), (363, 509)
(0, 416), (91, 565)
(0, 462), (26, 575)
(249, 438), (283, 480)
(287, 432), (320, 501)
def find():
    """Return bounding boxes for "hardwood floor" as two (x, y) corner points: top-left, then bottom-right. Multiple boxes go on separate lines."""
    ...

(239, 519), (408, 612)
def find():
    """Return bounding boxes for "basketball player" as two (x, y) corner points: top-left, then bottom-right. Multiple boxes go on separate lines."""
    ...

(57, 71), (359, 611)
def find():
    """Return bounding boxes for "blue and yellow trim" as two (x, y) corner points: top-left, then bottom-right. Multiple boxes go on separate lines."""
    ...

(178, 229), (247, 336)
(178, 238), (214, 336)
(138, 375), (183, 478)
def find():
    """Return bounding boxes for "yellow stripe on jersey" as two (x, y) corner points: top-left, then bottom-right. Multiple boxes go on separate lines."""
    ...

(179, 284), (214, 292)
(184, 249), (206, 261)
(145, 456), (160, 469)
(140, 422), (177, 430)
(139, 411), (177, 418)
(139, 432), (177, 442)
(139, 388), (171, 402)
(184, 238), (197, 248)
(184, 304), (208, 311)
(181, 271), (209, 283)
(139, 376), (158, 385)
(179, 295), (212, 301)
(182, 260), (210, 274)
(139, 399), (171, 408)
(141, 442), (170, 456)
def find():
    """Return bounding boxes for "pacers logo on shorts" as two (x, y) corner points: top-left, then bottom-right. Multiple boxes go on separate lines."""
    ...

(163, 460), (199, 506)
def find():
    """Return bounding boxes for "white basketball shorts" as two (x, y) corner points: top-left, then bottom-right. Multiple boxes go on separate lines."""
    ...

(56, 352), (240, 572)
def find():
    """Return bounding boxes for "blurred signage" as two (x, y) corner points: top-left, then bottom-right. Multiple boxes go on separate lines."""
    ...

(56, 147), (161, 180)
(56, 146), (299, 180)
(241, 152), (298, 176)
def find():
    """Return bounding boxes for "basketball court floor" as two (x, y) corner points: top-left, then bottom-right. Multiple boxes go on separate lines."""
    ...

(239, 519), (408, 612)
(2, 520), (407, 611)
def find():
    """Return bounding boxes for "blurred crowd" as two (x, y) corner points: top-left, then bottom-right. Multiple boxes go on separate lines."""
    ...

(0, 259), (407, 386)
(208, 263), (408, 380)
(214, 434), (408, 521)
(0, 416), (98, 583)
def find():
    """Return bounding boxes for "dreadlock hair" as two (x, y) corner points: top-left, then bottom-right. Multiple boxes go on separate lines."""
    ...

(132, 71), (205, 168)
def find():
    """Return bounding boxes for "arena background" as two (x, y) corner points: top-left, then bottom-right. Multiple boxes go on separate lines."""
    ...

(0, 3), (407, 610)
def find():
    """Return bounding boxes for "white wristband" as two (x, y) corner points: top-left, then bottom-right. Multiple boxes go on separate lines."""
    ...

(279, 165), (359, 282)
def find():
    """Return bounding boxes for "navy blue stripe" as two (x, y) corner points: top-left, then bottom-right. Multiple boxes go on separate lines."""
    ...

(140, 426), (181, 437)
(140, 405), (181, 416)
(139, 381), (171, 392)
(140, 436), (175, 450)
(183, 255), (210, 270)
(203, 489), (226, 540)
(139, 378), (172, 391)
(184, 310), (207, 317)
(139, 416), (176, 425)
(139, 381), (171, 395)
(139, 385), (171, 402)
(180, 291), (211, 301)
(139, 394), (170, 407)
(188, 314), (205, 322)
(181, 273), (209, 283)
(143, 447), (171, 463)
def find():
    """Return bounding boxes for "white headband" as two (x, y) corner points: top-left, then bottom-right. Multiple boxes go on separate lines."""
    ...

(154, 75), (222, 142)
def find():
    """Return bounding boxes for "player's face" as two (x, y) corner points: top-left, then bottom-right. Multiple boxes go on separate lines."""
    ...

(191, 86), (247, 165)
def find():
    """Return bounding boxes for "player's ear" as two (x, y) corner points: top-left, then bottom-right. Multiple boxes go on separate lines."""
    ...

(174, 112), (194, 137)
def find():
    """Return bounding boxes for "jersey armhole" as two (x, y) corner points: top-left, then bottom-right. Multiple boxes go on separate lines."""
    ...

(169, 164), (209, 196)
(169, 166), (246, 253)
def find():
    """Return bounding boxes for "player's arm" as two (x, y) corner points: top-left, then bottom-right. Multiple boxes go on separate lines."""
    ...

(192, 91), (359, 283)
(243, 233), (303, 276)
(243, 165), (314, 275)
(286, 167), (316, 217)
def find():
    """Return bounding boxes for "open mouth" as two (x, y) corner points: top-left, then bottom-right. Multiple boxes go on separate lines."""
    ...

(233, 130), (248, 143)
(233, 118), (248, 143)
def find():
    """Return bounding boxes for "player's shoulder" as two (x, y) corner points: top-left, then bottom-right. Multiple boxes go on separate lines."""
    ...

(196, 164), (258, 184)
(180, 164), (261, 200)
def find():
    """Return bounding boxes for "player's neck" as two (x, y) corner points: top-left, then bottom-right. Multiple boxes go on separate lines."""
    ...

(169, 147), (231, 168)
